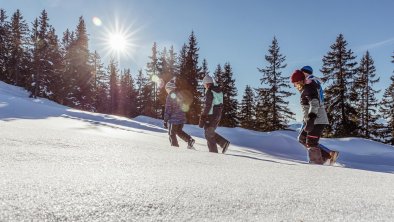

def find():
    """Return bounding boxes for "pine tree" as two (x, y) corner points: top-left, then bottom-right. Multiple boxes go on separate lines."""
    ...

(257, 37), (294, 131)
(7, 9), (29, 87)
(255, 88), (272, 131)
(108, 58), (119, 114)
(0, 9), (10, 82)
(135, 69), (154, 117)
(46, 27), (64, 103)
(65, 16), (93, 110)
(60, 28), (75, 106)
(177, 32), (202, 124)
(378, 53), (394, 145)
(90, 50), (109, 113)
(213, 64), (222, 84)
(199, 59), (209, 97)
(146, 42), (159, 118)
(321, 34), (358, 137)
(157, 47), (170, 119)
(239, 85), (256, 130)
(119, 69), (137, 117)
(216, 62), (238, 127)
(352, 51), (380, 139)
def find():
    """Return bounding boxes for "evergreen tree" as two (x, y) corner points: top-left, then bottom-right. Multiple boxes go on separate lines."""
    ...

(255, 88), (272, 131)
(28, 11), (62, 101)
(378, 54), (394, 145)
(7, 9), (29, 87)
(119, 69), (137, 117)
(257, 37), (294, 131)
(321, 34), (358, 137)
(0, 9), (10, 82)
(177, 32), (202, 124)
(60, 28), (75, 106)
(45, 27), (64, 103)
(216, 62), (238, 127)
(199, 59), (209, 97)
(239, 85), (256, 130)
(90, 50), (109, 113)
(213, 64), (222, 84)
(66, 16), (93, 110)
(157, 47), (170, 119)
(146, 42), (159, 118)
(135, 69), (154, 117)
(352, 51), (380, 139)
(108, 58), (119, 114)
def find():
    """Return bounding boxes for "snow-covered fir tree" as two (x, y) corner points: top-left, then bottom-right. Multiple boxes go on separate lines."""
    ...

(238, 85), (256, 130)
(321, 34), (358, 137)
(352, 51), (380, 139)
(257, 37), (294, 131)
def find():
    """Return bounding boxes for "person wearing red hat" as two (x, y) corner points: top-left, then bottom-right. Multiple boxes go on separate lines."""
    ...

(290, 70), (338, 165)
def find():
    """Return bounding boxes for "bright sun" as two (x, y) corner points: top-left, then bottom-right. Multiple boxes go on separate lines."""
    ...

(108, 33), (127, 52)
(97, 16), (140, 62)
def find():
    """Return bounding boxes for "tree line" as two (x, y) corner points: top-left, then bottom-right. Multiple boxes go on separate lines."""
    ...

(1, 9), (393, 145)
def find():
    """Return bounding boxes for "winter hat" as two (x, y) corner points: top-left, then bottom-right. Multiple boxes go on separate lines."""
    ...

(301, 66), (313, 75)
(165, 79), (176, 93)
(202, 75), (214, 85)
(290, 70), (305, 83)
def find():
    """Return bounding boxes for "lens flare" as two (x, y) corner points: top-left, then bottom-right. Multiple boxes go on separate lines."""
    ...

(97, 15), (141, 63)
(92, 17), (102, 26)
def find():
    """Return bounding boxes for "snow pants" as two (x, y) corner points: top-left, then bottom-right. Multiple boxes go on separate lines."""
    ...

(298, 124), (331, 164)
(168, 123), (192, 147)
(204, 126), (229, 153)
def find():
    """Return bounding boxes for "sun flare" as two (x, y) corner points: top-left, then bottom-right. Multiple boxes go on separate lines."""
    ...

(108, 33), (127, 52)
(96, 15), (141, 62)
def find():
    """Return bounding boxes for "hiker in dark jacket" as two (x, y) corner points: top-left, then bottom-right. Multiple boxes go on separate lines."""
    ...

(163, 79), (195, 149)
(199, 75), (230, 153)
(290, 69), (338, 165)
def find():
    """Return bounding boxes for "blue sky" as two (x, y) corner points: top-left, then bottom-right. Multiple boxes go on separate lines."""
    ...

(1, 0), (394, 122)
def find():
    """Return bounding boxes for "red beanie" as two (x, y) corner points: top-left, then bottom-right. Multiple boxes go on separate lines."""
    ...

(290, 70), (305, 83)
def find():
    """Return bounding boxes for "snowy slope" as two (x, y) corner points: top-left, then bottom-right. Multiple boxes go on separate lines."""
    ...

(1, 81), (394, 221)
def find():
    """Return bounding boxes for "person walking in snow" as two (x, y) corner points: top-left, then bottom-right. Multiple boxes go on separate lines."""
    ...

(163, 78), (195, 149)
(199, 75), (230, 153)
(299, 66), (339, 165)
(290, 69), (338, 165)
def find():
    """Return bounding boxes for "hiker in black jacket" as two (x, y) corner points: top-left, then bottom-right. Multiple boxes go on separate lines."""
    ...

(199, 75), (230, 153)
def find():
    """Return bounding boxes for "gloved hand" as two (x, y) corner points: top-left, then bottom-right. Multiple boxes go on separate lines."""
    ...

(199, 115), (207, 128)
(304, 113), (317, 132)
(163, 121), (168, 129)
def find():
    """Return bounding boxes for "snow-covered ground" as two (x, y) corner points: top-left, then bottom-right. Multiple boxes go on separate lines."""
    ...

(1, 81), (394, 221)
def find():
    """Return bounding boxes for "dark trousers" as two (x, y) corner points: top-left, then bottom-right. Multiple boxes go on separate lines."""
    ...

(168, 123), (191, 147)
(298, 124), (331, 164)
(204, 126), (228, 153)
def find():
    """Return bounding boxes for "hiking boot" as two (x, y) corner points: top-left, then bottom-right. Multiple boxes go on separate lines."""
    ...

(329, 151), (339, 165)
(222, 141), (230, 154)
(187, 138), (195, 149)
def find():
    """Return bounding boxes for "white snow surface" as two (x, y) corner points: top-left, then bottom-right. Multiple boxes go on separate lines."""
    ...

(1, 81), (394, 221)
